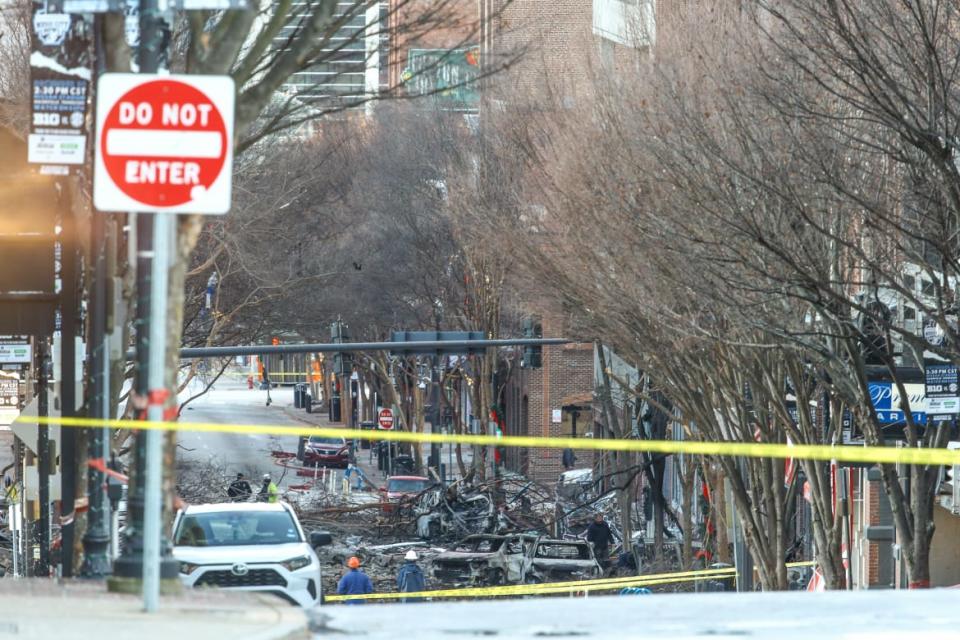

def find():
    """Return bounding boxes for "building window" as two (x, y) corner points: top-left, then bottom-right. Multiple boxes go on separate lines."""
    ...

(593, 0), (655, 49)
(277, 2), (388, 107)
(903, 274), (916, 292)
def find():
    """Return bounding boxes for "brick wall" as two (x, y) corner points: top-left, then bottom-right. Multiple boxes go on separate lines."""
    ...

(488, 0), (595, 109)
(503, 301), (595, 483)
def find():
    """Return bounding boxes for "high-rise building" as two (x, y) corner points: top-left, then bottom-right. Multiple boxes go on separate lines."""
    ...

(275, 1), (481, 112)
(276, 1), (389, 108)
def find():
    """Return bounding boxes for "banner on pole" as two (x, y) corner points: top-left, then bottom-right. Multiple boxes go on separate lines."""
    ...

(28, 1), (92, 173)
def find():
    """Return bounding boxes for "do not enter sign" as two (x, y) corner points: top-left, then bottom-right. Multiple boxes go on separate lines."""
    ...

(378, 408), (395, 430)
(94, 74), (235, 214)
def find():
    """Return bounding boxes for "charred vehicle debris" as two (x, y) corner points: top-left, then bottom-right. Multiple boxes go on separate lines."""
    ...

(294, 469), (649, 591)
(174, 457), (657, 595)
(431, 534), (602, 586)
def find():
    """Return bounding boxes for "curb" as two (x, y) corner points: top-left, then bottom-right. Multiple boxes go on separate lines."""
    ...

(217, 593), (311, 640)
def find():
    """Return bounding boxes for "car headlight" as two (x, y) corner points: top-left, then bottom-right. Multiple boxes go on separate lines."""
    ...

(179, 562), (200, 575)
(281, 555), (313, 572)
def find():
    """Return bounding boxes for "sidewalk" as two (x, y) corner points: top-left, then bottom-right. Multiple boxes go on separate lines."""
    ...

(0, 579), (308, 640)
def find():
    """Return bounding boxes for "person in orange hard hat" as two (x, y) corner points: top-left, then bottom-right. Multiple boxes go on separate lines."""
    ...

(337, 556), (374, 604)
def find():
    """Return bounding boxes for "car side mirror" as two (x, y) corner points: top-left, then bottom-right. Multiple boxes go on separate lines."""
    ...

(310, 531), (333, 548)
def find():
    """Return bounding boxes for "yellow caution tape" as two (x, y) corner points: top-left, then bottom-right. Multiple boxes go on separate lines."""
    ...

(324, 566), (739, 602)
(18, 415), (960, 467)
(326, 562), (817, 602)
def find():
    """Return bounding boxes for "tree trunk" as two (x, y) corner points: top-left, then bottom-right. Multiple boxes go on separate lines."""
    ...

(451, 379), (468, 478)
(708, 465), (732, 564)
(905, 462), (937, 588)
(680, 461), (695, 569)
(652, 459), (665, 560)
(804, 460), (845, 589)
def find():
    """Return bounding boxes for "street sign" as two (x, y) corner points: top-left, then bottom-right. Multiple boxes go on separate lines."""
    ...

(378, 408), (394, 430)
(868, 382), (926, 424)
(94, 74), (235, 214)
(0, 343), (32, 365)
(390, 330), (487, 356)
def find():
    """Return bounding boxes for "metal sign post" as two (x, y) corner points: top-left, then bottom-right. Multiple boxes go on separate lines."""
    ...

(142, 213), (171, 612)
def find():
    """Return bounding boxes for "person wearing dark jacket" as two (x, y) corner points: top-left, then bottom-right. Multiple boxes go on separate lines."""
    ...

(396, 550), (426, 602)
(337, 556), (374, 604)
(561, 448), (577, 470)
(227, 473), (252, 501)
(586, 513), (614, 567)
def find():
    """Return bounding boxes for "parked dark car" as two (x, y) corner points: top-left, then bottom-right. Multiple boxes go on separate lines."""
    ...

(302, 435), (350, 468)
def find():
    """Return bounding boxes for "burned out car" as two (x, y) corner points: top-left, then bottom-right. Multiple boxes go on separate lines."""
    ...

(431, 534), (601, 587)
(526, 539), (602, 583)
(431, 534), (536, 586)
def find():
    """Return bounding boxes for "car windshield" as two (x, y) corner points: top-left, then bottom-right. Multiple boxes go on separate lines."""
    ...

(174, 510), (301, 547)
(535, 543), (591, 560)
(308, 436), (345, 446)
(453, 537), (504, 553)
(387, 478), (429, 493)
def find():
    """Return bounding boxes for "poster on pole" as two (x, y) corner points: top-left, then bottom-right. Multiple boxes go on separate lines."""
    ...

(28, 1), (92, 173)
(925, 363), (959, 419)
(0, 342), (32, 365)
(0, 374), (19, 408)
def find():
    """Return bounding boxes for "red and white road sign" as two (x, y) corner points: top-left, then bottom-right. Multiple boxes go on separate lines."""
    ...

(378, 408), (395, 430)
(94, 73), (234, 214)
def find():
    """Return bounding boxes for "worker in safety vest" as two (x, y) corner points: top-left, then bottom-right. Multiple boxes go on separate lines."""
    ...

(258, 473), (279, 503)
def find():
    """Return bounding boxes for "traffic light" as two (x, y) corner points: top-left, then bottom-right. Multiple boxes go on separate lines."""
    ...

(522, 318), (542, 368)
(332, 321), (352, 376)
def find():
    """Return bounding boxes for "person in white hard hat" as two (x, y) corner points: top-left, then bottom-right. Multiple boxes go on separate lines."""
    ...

(396, 549), (426, 602)
(257, 473), (279, 503)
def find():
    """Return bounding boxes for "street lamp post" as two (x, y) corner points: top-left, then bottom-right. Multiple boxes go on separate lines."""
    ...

(81, 204), (111, 578)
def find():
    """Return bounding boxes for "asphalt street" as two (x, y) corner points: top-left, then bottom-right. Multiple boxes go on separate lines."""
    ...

(177, 377), (304, 491)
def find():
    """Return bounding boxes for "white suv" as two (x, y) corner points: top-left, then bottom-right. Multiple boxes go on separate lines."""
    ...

(172, 502), (331, 607)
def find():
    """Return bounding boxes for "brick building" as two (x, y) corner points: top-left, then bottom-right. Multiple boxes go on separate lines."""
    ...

(278, 1), (480, 109)
(502, 323), (594, 483)
(387, 0), (481, 110)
